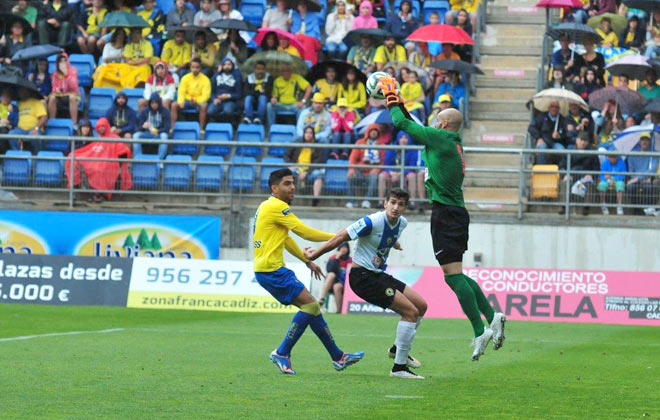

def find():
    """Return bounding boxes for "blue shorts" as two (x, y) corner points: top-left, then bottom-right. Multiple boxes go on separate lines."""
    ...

(254, 267), (305, 305)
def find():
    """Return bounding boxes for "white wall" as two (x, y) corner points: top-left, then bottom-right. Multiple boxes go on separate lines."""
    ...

(227, 217), (660, 272)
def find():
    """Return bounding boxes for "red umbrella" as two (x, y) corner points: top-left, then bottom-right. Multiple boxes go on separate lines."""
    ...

(253, 28), (305, 57)
(406, 24), (474, 45)
(536, 0), (583, 7)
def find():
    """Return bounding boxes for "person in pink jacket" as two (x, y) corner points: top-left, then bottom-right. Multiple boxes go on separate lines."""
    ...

(330, 98), (359, 159)
(48, 52), (80, 126)
(352, 1), (378, 30)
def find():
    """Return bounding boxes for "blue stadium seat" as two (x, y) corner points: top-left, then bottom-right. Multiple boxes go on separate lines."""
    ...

(240, 1), (266, 26)
(47, 54), (57, 74)
(44, 118), (74, 153)
(259, 157), (286, 190)
(267, 124), (296, 157)
(132, 154), (160, 188)
(195, 155), (225, 190)
(88, 88), (116, 120)
(121, 88), (144, 113)
(163, 154), (193, 189)
(171, 121), (200, 155)
(157, 0), (175, 15)
(68, 54), (96, 87)
(79, 87), (85, 112)
(236, 124), (264, 157)
(423, 0), (450, 24)
(3, 151), (32, 185)
(393, 0), (420, 18)
(228, 156), (256, 190)
(35, 151), (64, 185)
(324, 159), (349, 193)
(204, 122), (233, 156)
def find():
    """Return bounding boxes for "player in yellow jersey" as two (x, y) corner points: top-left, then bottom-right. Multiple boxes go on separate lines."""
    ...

(254, 168), (364, 375)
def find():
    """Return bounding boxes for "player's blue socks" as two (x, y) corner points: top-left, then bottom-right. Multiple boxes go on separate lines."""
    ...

(309, 315), (343, 361)
(276, 311), (313, 356)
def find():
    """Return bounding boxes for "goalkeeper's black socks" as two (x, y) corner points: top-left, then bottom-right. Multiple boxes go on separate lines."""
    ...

(392, 363), (408, 372)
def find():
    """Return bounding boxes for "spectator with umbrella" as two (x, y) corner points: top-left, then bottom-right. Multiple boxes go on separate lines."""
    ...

(278, 36), (302, 58)
(346, 33), (376, 73)
(262, 0), (291, 32)
(353, 1), (378, 30)
(337, 67), (367, 113)
(408, 41), (433, 70)
(259, 31), (279, 52)
(191, 29), (218, 77)
(37, 0), (74, 47)
(0, 89), (18, 152)
(434, 71), (465, 108)
(645, 9), (660, 58)
(48, 52), (80, 129)
(0, 16), (33, 74)
(325, 0), (354, 59)
(243, 60), (273, 124)
(27, 58), (52, 98)
(595, 16), (618, 47)
(551, 34), (579, 78)
(101, 29), (128, 65)
(566, 102), (595, 143)
(292, 0), (322, 39)
(528, 99), (570, 164)
(3, 78), (48, 153)
(581, 36), (606, 84)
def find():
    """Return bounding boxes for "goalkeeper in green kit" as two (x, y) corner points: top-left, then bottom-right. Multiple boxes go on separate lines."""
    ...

(378, 75), (506, 361)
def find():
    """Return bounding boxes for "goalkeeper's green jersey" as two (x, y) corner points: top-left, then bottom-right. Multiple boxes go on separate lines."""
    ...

(390, 105), (465, 208)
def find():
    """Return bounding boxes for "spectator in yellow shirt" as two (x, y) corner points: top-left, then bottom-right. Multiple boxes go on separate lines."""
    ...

(192, 30), (217, 77)
(596, 17), (618, 48)
(336, 67), (367, 113)
(278, 36), (302, 58)
(373, 36), (407, 70)
(9, 88), (48, 152)
(267, 64), (313, 126)
(314, 66), (339, 106)
(76, 0), (107, 55)
(171, 58), (211, 130)
(161, 29), (193, 77)
(400, 71), (426, 122)
(123, 28), (154, 67)
(446, 0), (479, 28)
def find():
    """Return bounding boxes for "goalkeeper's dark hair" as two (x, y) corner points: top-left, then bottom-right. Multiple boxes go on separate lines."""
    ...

(269, 168), (294, 188)
(386, 188), (410, 205)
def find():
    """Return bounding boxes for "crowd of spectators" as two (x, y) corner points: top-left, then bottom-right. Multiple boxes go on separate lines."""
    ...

(528, 4), (660, 215)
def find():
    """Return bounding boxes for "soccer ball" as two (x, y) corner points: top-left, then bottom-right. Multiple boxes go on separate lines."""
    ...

(366, 71), (399, 100)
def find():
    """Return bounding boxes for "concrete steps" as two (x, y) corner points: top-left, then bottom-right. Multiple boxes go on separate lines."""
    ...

(464, 187), (521, 212)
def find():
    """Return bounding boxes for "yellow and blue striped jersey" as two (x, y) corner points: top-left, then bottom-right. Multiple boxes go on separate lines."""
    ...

(253, 196), (334, 273)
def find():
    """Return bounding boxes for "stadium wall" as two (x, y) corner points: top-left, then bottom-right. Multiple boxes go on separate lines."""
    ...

(235, 218), (660, 272)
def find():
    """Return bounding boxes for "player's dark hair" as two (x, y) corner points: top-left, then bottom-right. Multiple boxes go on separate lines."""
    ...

(255, 60), (266, 67)
(269, 168), (294, 188)
(386, 188), (410, 205)
(191, 57), (202, 65)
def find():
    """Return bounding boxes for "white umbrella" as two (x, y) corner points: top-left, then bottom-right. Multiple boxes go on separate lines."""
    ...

(530, 88), (590, 116)
(598, 124), (660, 164)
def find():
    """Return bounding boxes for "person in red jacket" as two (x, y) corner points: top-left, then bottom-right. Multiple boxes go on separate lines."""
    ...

(330, 98), (358, 160)
(48, 52), (80, 127)
(346, 123), (389, 209)
(66, 118), (132, 203)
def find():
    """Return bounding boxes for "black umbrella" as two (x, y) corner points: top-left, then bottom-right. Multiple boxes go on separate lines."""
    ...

(0, 13), (33, 38)
(344, 28), (396, 46)
(622, 0), (660, 12)
(307, 60), (367, 84)
(0, 67), (43, 100)
(169, 26), (219, 42)
(11, 44), (62, 61)
(288, 0), (322, 12)
(430, 59), (484, 75)
(209, 19), (259, 32)
(647, 58), (660, 75)
(641, 98), (660, 114)
(546, 22), (602, 44)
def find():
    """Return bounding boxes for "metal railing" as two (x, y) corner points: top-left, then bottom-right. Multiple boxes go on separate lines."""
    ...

(2, 134), (660, 221)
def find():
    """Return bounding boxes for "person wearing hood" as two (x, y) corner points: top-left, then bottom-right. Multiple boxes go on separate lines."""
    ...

(134, 93), (171, 159)
(378, 131), (422, 211)
(346, 123), (388, 208)
(243, 60), (272, 124)
(208, 58), (243, 121)
(141, 60), (176, 112)
(352, 1), (378, 29)
(105, 91), (138, 138)
(291, 0), (322, 39)
(48, 52), (80, 127)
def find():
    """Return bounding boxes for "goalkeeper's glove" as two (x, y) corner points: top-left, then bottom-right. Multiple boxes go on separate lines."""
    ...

(378, 75), (400, 107)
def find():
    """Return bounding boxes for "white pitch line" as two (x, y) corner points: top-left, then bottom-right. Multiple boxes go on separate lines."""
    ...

(384, 395), (424, 399)
(0, 328), (124, 343)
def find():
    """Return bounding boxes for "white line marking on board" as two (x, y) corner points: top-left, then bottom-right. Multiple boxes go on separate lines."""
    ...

(0, 328), (124, 343)
(384, 395), (424, 399)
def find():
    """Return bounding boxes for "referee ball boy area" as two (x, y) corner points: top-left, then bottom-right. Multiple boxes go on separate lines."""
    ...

(0, 304), (658, 419)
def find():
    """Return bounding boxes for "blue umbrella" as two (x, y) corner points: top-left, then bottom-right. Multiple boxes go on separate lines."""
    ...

(598, 123), (660, 163)
(11, 45), (62, 61)
(355, 109), (422, 133)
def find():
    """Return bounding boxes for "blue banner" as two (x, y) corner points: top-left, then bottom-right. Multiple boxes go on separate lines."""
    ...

(0, 210), (220, 259)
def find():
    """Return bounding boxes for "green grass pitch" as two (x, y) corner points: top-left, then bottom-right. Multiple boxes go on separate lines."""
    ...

(0, 304), (658, 420)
